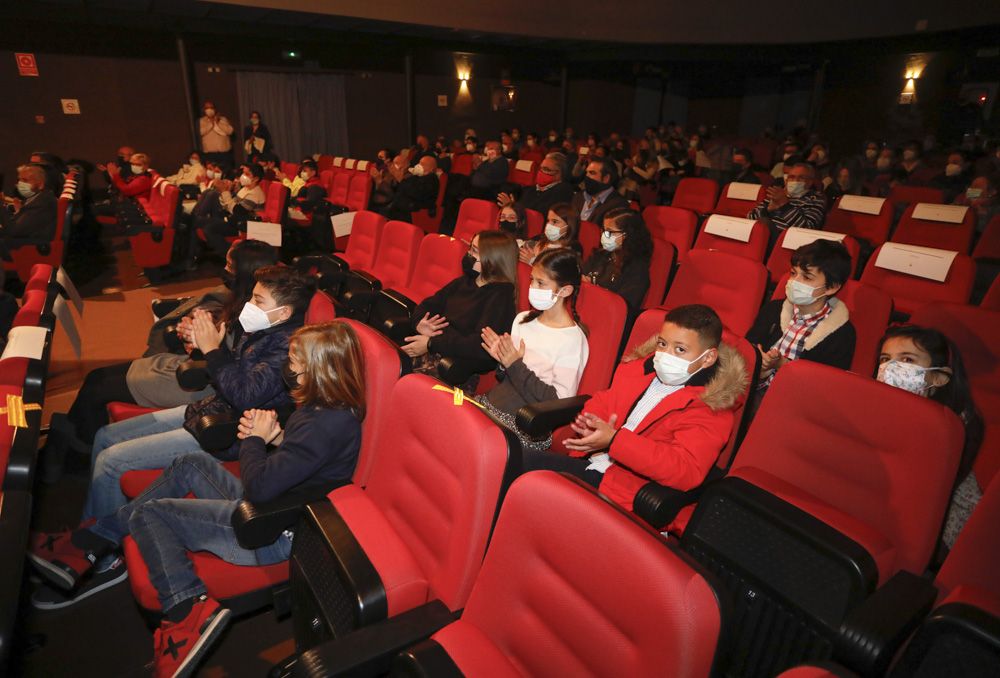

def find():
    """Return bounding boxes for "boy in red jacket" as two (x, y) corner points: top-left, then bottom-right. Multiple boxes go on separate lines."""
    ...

(525, 304), (747, 512)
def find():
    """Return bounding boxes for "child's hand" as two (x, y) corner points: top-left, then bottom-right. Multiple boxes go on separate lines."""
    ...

(565, 413), (618, 453)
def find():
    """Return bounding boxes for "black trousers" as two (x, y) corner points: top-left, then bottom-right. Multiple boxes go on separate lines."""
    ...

(67, 361), (136, 445)
(521, 447), (604, 488)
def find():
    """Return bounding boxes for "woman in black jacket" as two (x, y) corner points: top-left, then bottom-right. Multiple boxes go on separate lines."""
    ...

(582, 207), (651, 317)
(403, 230), (519, 388)
(243, 110), (273, 161)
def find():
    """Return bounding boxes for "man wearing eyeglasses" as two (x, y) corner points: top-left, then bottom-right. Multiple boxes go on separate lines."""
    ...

(496, 152), (575, 214)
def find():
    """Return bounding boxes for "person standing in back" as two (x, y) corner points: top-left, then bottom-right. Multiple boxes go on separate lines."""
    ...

(200, 100), (234, 170)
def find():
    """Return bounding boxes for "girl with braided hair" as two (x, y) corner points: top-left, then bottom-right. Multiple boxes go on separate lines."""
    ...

(477, 247), (590, 449)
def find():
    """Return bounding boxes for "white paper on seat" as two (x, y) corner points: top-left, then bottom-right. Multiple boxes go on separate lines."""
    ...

(875, 243), (959, 282)
(54, 296), (82, 358)
(515, 159), (534, 172)
(838, 195), (885, 215)
(0, 326), (48, 361)
(331, 212), (356, 238)
(56, 266), (84, 315)
(781, 227), (846, 250)
(247, 221), (282, 247)
(181, 199), (197, 215)
(726, 182), (761, 200)
(344, 159), (356, 170)
(333, 157), (343, 167)
(356, 160), (369, 172)
(912, 203), (968, 224)
(703, 214), (755, 242)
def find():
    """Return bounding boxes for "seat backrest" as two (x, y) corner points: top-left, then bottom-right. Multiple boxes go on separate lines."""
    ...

(984, 275), (1000, 311)
(305, 290), (336, 324)
(892, 203), (976, 254)
(770, 276), (891, 377)
(672, 177), (719, 214)
(508, 159), (537, 187)
(524, 209), (544, 240)
(345, 173), (372, 212)
(365, 374), (514, 610)
(280, 161), (299, 179)
(693, 215), (769, 262)
(578, 220), (601, 261)
(453, 199), (499, 243)
(972, 214), (1000, 261)
(317, 155), (334, 172)
(643, 205), (698, 262)
(330, 172), (351, 206)
(332, 319), (404, 487)
(319, 169), (335, 194)
(714, 182), (765, 217)
(371, 220), (423, 290)
(935, 473), (1000, 605)
(576, 281), (628, 394)
(516, 261), (531, 311)
(887, 184), (944, 209)
(731, 360), (965, 579)
(450, 154), (474, 176)
(825, 196), (893, 246)
(453, 471), (722, 677)
(401, 234), (466, 303)
(860, 245), (974, 316)
(261, 182), (289, 225)
(341, 211), (386, 272)
(665, 249), (767, 336)
(767, 230), (861, 285)
(642, 237), (676, 309)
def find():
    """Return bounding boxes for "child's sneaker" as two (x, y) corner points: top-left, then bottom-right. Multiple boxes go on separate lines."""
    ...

(153, 595), (231, 678)
(31, 555), (128, 610)
(27, 529), (96, 590)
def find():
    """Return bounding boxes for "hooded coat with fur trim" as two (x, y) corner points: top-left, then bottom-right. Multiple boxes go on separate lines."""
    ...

(554, 342), (748, 511)
(746, 297), (856, 372)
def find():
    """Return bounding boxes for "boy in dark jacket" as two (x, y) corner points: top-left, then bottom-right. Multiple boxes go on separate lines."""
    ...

(746, 239), (856, 398)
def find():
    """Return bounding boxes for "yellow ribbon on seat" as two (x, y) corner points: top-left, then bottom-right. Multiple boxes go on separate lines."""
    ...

(431, 384), (485, 410)
(0, 393), (41, 428)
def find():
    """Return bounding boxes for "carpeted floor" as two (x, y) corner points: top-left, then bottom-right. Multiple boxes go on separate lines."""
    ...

(12, 236), (297, 677)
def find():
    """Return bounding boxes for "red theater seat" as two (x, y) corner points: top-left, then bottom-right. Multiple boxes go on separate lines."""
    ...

(892, 203), (976, 254)
(345, 173), (372, 212)
(452, 199), (499, 243)
(4, 172), (76, 282)
(664, 249), (767, 336)
(672, 177), (719, 215)
(643, 205), (698, 262)
(524, 208), (544, 239)
(327, 172), (350, 208)
(714, 181), (766, 217)
(692, 214), (768, 262)
(129, 183), (179, 269)
(258, 181), (289, 226)
(825, 196), (894, 247)
(861, 244), (974, 316)
(642, 237), (676, 309)
(336, 210), (385, 272)
(390, 472), (724, 678)
(887, 185), (944, 210)
(767, 230), (861, 284)
(339, 220), (423, 319)
(411, 172), (448, 234)
(578, 220), (600, 261)
(507, 159), (537, 186)
(984, 275), (1000, 311)
(575, 281), (628, 394)
(449, 154), (474, 176)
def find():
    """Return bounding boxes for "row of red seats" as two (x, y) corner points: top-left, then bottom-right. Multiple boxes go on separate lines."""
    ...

(2, 171), (81, 284)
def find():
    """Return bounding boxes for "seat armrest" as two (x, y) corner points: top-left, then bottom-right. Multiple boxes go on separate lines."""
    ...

(376, 290), (417, 343)
(191, 413), (239, 451)
(835, 570), (938, 676)
(293, 601), (455, 678)
(176, 359), (210, 391)
(232, 495), (308, 550)
(633, 481), (705, 530)
(514, 395), (591, 438)
(435, 355), (496, 386)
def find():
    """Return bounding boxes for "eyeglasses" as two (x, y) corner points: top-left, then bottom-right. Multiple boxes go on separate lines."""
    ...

(602, 229), (624, 237)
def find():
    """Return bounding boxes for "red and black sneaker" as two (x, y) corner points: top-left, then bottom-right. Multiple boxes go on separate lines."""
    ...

(27, 528), (96, 591)
(154, 595), (231, 678)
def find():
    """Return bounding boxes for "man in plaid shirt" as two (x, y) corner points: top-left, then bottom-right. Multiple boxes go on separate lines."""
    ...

(749, 162), (827, 245)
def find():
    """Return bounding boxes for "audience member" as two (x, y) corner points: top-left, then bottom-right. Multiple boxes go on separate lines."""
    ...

(582, 208), (651, 317)
(289, 160), (327, 214)
(749, 162), (826, 241)
(522, 304), (746, 514)
(384, 155), (439, 222)
(520, 202), (580, 265)
(199, 101), (234, 169)
(953, 174), (999, 231)
(242, 111), (272, 161)
(932, 149), (973, 203)
(409, 134), (435, 166)
(165, 151), (206, 195)
(825, 165), (862, 203)
(497, 151), (574, 215)
(496, 203), (527, 240)
(806, 142), (832, 183)
(0, 164), (57, 244)
(897, 140), (936, 186)
(571, 157), (628, 225)
(770, 140), (802, 178)
(108, 152), (153, 199)
(728, 147), (761, 184)
(197, 163), (266, 256)
(469, 141), (509, 200)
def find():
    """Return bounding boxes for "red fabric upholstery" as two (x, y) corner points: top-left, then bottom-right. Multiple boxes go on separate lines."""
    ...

(641, 238), (675, 309)
(578, 220), (600, 261)
(909, 302), (1000, 488)
(892, 203), (976, 254)
(664, 249), (767, 336)
(411, 173), (448, 234)
(369, 221), (423, 291)
(825, 196), (894, 246)
(672, 177), (719, 214)
(730, 361), (965, 582)
(107, 402), (160, 423)
(259, 182), (289, 225)
(775, 664), (857, 678)
(860, 245), (974, 316)
(770, 277), (891, 377)
(524, 208), (543, 240)
(984, 275), (1000, 311)
(430, 472), (722, 678)
(714, 182), (765, 217)
(643, 206), (698, 262)
(328, 172), (351, 207)
(345, 173), (372, 212)
(129, 183), (179, 268)
(338, 210), (386, 272)
(516, 262), (530, 312)
(330, 374), (512, 615)
(450, 154), (474, 176)
(393, 234), (465, 305)
(12, 289), (46, 328)
(305, 290), (336, 323)
(936, 474), (1000, 607)
(507, 159), (537, 187)
(887, 184), (944, 209)
(280, 162), (299, 178)
(123, 536), (289, 610)
(23, 264), (54, 295)
(767, 231), (861, 285)
(973, 214), (1000, 262)
(693, 216), (768, 262)
(4, 194), (70, 281)
(575, 281), (628, 394)
(453, 199), (499, 244)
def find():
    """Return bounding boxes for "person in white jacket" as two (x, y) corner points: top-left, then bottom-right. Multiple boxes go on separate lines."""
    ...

(199, 100), (234, 169)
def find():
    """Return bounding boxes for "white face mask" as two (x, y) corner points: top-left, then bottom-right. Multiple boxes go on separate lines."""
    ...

(786, 278), (822, 306)
(877, 360), (941, 396)
(782, 152), (792, 161)
(208, 170), (220, 180)
(600, 231), (622, 252)
(16, 181), (36, 198)
(654, 349), (709, 386)
(502, 144), (510, 152)
(300, 171), (311, 180)
(528, 287), (560, 311)
(865, 149), (877, 160)
(239, 174), (253, 187)
(689, 140), (698, 148)
(466, 143), (476, 152)
(544, 222), (565, 242)
(409, 164), (425, 177)
(903, 149), (917, 161)
(786, 180), (807, 198)
(238, 301), (286, 333)
(204, 108), (215, 117)
(189, 158), (201, 165)
(945, 163), (962, 177)
(813, 150), (826, 161)
(130, 164), (144, 175)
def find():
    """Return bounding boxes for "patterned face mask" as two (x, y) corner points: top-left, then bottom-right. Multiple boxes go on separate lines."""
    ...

(876, 360), (942, 396)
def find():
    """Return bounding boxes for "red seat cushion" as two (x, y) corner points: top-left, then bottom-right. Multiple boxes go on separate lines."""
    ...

(107, 402), (161, 423)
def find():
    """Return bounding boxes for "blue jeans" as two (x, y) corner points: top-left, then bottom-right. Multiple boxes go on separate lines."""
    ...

(83, 406), (207, 521)
(91, 452), (291, 612)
